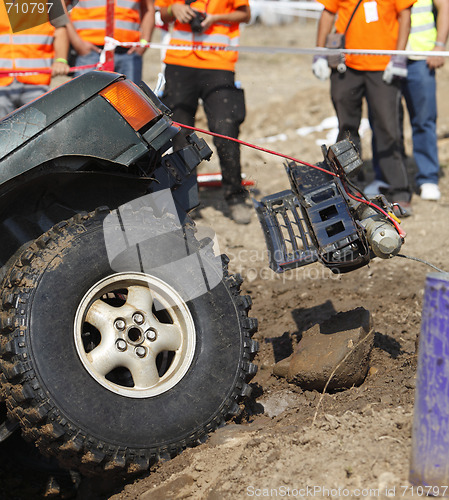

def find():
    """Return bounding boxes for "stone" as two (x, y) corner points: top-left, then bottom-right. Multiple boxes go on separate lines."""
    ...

(274, 307), (373, 391)
(140, 475), (195, 500)
(258, 391), (297, 418)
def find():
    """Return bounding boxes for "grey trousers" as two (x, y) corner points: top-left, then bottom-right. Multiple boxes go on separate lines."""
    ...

(0, 79), (48, 118)
(330, 67), (411, 203)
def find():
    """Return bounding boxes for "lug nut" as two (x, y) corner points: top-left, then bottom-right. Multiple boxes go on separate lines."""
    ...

(116, 339), (127, 351)
(133, 313), (144, 325)
(146, 328), (157, 341)
(114, 319), (126, 330)
(135, 346), (146, 358)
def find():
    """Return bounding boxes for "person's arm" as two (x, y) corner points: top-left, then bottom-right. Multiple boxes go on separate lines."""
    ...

(63, 0), (101, 56)
(160, 2), (195, 24)
(316, 9), (336, 46)
(382, 6), (411, 83)
(65, 21), (102, 56)
(52, 26), (70, 76)
(311, 8), (335, 80)
(396, 7), (412, 49)
(128, 0), (156, 55)
(201, 5), (251, 30)
(427, 0), (449, 68)
(161, 1), (250, 30)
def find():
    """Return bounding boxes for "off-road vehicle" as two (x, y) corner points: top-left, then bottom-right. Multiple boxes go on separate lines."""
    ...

(0, 70), (404, 476)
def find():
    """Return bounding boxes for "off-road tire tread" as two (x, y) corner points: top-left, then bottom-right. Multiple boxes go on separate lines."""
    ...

(0, 208), (258, 474)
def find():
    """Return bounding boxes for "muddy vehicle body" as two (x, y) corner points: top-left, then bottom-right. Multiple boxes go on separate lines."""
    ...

(0, 71), (258, 474)
(0, 70), (404, 476)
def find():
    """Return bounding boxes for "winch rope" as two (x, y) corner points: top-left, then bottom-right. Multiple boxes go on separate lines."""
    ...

(173, 122), (337, 176)
(173, 121), (406, 237)
(397, 254), (447, 273)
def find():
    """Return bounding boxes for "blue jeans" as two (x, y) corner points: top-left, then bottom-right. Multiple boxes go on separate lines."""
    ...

(74, 50), (143, 84)
(0, 80), (48, 117)
(402, 59), (439, 187)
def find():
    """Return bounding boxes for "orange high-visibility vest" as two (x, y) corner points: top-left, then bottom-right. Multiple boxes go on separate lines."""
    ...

(70, 0), (141, 45)
(162, 0), (245, 72)
(0, 5), (55, 86)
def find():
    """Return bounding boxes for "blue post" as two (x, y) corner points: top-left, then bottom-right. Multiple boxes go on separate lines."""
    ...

(410, 272), (449, 488)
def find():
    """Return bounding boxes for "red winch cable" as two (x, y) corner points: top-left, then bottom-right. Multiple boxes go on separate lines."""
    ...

(173, 121), (406, 238)
(173, 122), (338, 177)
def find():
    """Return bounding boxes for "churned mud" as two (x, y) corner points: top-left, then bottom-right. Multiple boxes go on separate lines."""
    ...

(1, 19), (449, 500)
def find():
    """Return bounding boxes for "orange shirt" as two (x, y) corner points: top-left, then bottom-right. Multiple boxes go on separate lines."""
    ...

(318, 0), (415, 70)
(157, 0), (248, 71)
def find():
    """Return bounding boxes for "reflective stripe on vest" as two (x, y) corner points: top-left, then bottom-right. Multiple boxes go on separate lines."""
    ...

(9, 35), (54, 45)
(71, 0), (141, 44)
(0, 59), (13, 68)
(409, 0), (436, 51)
(14, 58), (53, 68)
(171, 29), (234, 46)
(0, 25), (54, 86)
(73, 0), (140, 8)
(72, 19), (140, 31)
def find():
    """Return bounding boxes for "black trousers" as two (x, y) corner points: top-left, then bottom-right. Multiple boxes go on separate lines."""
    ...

(162, 64), (247, 202)
(330, 67), (411, 203)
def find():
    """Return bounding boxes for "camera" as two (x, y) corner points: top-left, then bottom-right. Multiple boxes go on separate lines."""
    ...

(190, 10), (206, 32)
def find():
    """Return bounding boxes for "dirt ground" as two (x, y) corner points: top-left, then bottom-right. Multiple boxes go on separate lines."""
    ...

(2, 17), (449, 500)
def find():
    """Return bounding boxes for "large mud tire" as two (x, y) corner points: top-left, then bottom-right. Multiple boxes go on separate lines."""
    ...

(0, 208), (258, 475)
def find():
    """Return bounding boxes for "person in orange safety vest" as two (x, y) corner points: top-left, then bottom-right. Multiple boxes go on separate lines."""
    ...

(67, 0), (155, 83)
(0, 3), (70, 116)
(157, 0), (252, 224)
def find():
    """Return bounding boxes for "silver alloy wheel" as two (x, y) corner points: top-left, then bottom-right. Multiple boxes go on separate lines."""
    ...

(74, 272), (196, 398)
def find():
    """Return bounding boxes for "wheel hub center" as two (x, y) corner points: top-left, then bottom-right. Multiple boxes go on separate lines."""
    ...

(126, 326), (144, 345)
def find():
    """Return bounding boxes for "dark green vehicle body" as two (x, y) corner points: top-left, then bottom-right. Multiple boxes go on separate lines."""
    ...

(0, 71), (211, 268)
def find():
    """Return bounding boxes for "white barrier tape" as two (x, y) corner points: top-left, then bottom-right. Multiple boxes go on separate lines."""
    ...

(103, 37), (449, 58)
(101, 36), (120, 64)
(249, 0), (323, 11)
(248, 0), (323, 18)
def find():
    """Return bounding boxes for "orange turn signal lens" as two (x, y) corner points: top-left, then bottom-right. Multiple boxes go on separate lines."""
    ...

(100, 80), (161, 131)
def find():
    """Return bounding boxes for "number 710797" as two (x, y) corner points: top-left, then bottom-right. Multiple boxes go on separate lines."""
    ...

(6, 3), (53, 14)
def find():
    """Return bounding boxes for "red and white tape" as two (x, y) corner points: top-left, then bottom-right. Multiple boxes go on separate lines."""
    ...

(1, 36), (447, 78)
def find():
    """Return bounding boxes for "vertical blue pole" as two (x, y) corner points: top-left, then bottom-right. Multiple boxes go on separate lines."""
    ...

(410, 272), (449, 487)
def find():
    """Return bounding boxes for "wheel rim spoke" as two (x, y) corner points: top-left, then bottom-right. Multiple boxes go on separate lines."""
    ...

(87, 342), (121, 377)
(126, 285), (153, 312)
(127, 357), (160, 389)
(153, 323), (182, 353)
(85, 300), (117, 332)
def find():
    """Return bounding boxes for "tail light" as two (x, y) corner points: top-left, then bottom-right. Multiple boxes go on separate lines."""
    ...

(100, 80), (161, 131)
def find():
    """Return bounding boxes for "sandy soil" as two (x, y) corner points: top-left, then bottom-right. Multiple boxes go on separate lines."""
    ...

(108, 19), (449, 500)
(2, 18), (449, 500)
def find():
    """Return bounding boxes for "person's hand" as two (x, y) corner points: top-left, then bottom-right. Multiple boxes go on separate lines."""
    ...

(127, 42), (147, 56)
(201, 13), (216, 31)
(382, 54), (408, 84)
(75, 39), (101, 57)
(171, 2), (196, 23)
(312, 55), (331, 81)
(51, 59), (70, 76)
(427, 45), (445, 69)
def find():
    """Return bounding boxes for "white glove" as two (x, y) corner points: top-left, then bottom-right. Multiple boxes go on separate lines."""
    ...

(382, 55), (408, 84)
(312, 55), (331, 81)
